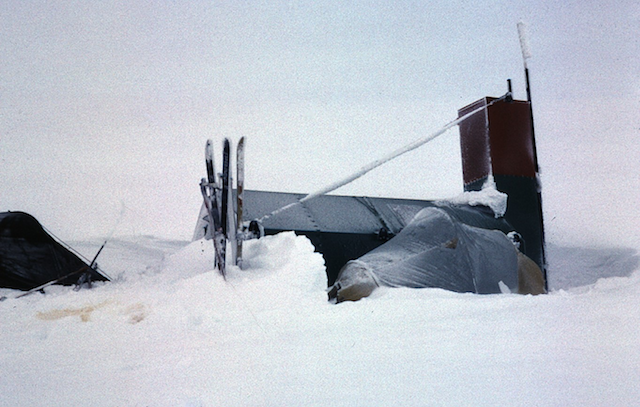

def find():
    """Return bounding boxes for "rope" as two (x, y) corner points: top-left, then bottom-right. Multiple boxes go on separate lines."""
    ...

(259, 93), (509, 223)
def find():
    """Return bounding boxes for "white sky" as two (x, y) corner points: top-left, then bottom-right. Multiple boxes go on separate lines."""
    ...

(1, 0), (639, 245)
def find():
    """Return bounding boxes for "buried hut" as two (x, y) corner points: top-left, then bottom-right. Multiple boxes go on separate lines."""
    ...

(195, 95), (548, 300)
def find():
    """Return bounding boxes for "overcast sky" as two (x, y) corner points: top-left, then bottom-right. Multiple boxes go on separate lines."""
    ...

(1, 1), (638, 245)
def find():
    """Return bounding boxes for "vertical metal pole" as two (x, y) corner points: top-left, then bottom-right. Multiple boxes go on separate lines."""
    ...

(518, 21), (548, 290)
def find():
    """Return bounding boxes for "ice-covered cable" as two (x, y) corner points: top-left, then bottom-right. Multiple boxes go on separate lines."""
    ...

(260, 94), (509, 222)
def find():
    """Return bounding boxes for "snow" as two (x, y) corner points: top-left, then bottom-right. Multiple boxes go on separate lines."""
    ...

(444, 176), (508, 217)
(517, 21), (532, 65)
(2, 231), (640, 407)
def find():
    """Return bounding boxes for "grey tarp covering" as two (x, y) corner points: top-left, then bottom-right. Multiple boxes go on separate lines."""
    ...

(352, 206), (518, 294)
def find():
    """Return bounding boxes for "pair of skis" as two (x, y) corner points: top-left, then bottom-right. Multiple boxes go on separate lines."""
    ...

(199, 137), (245, 278)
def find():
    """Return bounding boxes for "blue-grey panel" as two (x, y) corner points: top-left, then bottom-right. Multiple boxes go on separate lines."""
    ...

(242, 190), (315, 231)
(243, 190), (436, 234)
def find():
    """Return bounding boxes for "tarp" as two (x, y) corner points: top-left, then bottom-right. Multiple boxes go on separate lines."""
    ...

(334, 206), (519, 296)
(0, 211), (108, 290)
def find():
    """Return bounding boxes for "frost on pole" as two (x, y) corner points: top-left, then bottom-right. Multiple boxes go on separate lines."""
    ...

(517, 21), (532, 67)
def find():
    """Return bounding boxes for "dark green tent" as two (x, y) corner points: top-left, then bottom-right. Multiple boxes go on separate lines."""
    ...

(0, 211), (109, 291)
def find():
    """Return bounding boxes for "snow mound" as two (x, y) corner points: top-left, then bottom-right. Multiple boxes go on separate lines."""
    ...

(444, 175), (507, 217)
(160, 231), (327, 293)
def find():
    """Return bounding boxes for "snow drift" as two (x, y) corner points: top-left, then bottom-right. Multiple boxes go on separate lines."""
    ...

(2, 232), (640, 406)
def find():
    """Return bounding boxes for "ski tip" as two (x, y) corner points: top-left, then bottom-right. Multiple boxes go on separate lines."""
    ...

(205, 139), (213, 156)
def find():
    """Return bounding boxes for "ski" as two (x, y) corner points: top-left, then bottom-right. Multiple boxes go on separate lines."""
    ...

(221, 139), (230, 238)
(221, 139), (235, 268)
(200, 137), (248, 275)
(205, 140), (217, 189)
(200, 139), (226, 278)
(236, 136), (245, 268)
(226, 152), (237, 267)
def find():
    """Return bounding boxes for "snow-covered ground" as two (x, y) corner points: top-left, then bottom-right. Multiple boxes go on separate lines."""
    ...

(2, 230), (639, 407)
(2, 2), (639, 406)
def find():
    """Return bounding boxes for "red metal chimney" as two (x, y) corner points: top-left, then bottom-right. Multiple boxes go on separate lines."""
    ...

(458, 97), (547, 287)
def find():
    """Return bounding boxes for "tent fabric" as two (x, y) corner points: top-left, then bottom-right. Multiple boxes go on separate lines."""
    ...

(347, 206), (519, 294)
(0, 211), (108, 290)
